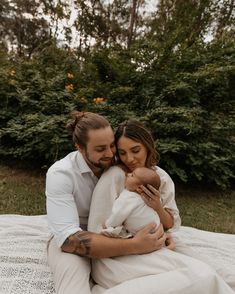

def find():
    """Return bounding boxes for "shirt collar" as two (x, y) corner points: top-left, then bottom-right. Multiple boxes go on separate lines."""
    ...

(75, 151), (93, 174)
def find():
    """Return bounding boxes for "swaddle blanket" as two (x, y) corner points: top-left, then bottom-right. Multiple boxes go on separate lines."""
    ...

(1, 215), (235, 294)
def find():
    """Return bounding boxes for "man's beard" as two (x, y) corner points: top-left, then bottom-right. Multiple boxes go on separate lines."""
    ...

(85, 150), (113, 171)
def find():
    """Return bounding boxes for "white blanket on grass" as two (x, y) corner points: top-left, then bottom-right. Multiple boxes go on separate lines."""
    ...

(0, 214), (235, 294)
(0, 215), (54, 294)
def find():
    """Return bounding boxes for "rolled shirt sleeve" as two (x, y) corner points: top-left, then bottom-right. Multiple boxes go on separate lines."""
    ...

(46, 169), (82, 247)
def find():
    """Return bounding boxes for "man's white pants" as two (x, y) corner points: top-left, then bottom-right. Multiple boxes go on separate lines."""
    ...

(47, 237), (92, 294)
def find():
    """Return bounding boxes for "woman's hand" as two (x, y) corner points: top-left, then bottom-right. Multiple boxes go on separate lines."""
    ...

(137, 184), (174, 230)
(137, 184), (162, 211)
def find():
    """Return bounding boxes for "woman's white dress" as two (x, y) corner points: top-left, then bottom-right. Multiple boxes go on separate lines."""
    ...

(88, 166), (234, 293)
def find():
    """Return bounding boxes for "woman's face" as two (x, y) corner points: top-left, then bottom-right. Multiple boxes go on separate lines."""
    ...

(117, 136), (148, 171)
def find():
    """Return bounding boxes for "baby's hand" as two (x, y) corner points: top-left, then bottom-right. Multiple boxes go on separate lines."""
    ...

(165, 233), (175, 250)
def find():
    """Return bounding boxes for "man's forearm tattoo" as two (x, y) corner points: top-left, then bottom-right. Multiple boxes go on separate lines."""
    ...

(62, 231), (92, 257)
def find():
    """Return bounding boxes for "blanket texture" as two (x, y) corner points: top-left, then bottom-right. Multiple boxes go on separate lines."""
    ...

(0, 215), (55, 294)
(0, 214), (235, 294)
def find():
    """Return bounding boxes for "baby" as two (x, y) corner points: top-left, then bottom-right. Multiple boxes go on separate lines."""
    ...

(101, 167), (161, 238)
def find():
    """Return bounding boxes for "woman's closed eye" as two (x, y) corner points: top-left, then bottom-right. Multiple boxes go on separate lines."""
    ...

(131, 147), (141, 153)
(118, 148), (140, 155)
(132, 150), (140, 154)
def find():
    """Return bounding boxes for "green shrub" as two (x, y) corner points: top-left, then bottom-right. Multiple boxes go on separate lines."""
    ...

(0, 41), (234, 188)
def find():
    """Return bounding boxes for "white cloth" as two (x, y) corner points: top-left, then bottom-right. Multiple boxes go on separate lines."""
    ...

(88, 165), (181, 234)
(91, 249), (234, 293)
(47, 237), (91, 294)
(0, 215), (235, 294)
(153, 166), (181, 231)
(88, 166), (235, 293)
(0, 215), (55, 294)
(103, 189), (160, 237)
(46, 151), (99, 247)
(172, 229), (235, 291)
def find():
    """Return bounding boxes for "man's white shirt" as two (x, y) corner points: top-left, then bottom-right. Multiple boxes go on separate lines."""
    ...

(46, 151), (99, 247)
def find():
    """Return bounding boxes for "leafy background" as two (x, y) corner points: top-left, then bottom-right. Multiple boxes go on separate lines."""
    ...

(0, 0), (234, 189)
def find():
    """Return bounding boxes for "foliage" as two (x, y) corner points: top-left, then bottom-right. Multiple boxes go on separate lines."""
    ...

(0, 1), (235, 188)
(0, 0), (71, 57)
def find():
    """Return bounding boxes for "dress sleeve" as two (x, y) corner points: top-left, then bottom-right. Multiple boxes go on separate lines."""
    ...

(105, 191), (136, 228)
(157, 167), (181, 231)
(88, 166), (125, 233)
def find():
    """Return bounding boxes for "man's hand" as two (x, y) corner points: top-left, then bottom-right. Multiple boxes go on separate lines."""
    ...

(132, 223), (166, 254)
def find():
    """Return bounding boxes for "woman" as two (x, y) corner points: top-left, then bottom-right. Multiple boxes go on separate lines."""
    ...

(88, 120), (234, 294)
(115, 120), (180, 232)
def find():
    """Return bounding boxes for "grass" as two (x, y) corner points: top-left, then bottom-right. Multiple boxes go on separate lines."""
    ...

(176, 185), (235, 234)
(0, 164), (46, 215)
(0, 164), (234, 234)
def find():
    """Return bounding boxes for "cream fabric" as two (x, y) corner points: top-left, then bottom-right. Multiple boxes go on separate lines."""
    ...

(172, 228), (235, 291)
(103, 189), (160, 237)
(154, 166), (181, 230)
(91, 250), (234, 293)
(88, 166), (234, 293)
(47, 237), (91, 294)
(0, 215), (235, 293)
(88, 165), (181, 234)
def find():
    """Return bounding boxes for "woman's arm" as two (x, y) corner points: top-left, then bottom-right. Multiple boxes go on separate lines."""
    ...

(61, 223), (166, 258)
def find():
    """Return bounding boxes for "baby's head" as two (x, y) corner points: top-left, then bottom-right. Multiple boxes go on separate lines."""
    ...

(125, 167), (161, 192)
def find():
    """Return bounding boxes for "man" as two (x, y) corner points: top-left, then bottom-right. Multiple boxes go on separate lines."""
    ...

(46, 111), (166, 294)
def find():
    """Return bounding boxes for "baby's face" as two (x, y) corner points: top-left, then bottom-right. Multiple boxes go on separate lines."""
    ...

(125, 171), (142, 192)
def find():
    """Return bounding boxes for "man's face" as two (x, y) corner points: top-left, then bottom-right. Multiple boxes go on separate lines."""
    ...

(80, 126), (116, 171)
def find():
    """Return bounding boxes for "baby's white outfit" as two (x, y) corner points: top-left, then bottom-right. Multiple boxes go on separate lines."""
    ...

(102, 188), (160, 237)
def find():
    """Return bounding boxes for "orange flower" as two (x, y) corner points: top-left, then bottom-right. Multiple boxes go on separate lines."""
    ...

(65, 84), (74, 91)
(10, 70), (16, 76)
(67, 73), (74, 79)
(93, 97), (106, 104)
